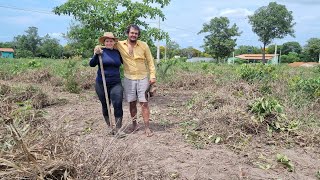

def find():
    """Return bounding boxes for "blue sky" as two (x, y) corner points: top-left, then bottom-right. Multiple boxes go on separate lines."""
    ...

(0, 0), (319, 50)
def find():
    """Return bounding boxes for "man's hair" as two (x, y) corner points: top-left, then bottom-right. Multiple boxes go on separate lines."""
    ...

(126, 24), (141, 36)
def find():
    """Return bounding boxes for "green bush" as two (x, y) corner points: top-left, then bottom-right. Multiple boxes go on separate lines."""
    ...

(237, 64), (276, 82)
(280, 52), (300, 63)
(156, 59), (178, 81)
(289, 76), (320, 99)
(27, 60), (41, 68)
(14, 49), (34, 58)
(233, 58), (246, 64)
(249, 97), (298, 132)
(62, 60), (81, 93)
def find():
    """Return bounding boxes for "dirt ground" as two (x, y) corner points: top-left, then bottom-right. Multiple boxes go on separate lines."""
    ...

(38, 82), (320, 180)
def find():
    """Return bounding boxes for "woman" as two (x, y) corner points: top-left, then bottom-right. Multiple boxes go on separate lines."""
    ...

(89, 32), (124, 135)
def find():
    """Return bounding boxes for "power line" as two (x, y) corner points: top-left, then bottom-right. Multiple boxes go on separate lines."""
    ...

(0, 5), (57, 15)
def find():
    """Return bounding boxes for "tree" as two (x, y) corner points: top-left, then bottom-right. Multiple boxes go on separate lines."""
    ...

(64, 22), (97, 57)
(159, 46), (166, 59)
(282, 41), (302, 55)
(166, 40), (180, 59)
(235, 45), (262, 55)
(266, 44), (282, 54)
(38, 34), (63, 58)
(13, 26), (41, 57)
(304, 38), (320, 62)
(198, 17), (241, 63)
(280, 52), (300, 63)
(53, 0), (170, 57)
(0, 42), (14, 48)
(248, 2), (295, 63)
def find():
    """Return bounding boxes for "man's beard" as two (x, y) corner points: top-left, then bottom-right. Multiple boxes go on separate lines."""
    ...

(129, 37), (137, 43)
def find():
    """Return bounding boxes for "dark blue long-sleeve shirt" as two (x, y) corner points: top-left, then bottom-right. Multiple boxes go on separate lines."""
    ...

(89, 48), (122, 85)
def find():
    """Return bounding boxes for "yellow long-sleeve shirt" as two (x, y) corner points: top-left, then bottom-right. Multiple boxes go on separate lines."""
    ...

(116, 40), (156, 80)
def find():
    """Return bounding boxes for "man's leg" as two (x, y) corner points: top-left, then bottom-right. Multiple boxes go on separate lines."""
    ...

(136, 77), (153, 137)
(129, 101), (138, 131)
(140, 102), (153, 137)
(124, 77), (139, 132)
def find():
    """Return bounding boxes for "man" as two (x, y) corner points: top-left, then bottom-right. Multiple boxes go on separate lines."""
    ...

(117, 24), (156, 137)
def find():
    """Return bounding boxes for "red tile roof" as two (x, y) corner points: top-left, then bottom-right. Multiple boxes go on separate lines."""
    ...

(0, 48), (14, 52)
(236, 54), (276, 60)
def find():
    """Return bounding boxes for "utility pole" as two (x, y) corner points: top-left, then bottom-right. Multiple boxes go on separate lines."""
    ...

(279, 49), (282, 64)
(164, 40), (167, 60)
(233, 52), (235, 64)
(274, 43), (277, 64)
(156, 17), (160, 62)
(318, 53), (320, 63)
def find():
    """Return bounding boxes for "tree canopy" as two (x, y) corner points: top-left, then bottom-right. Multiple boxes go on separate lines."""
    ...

(248, 2), (295, 63)
(282, 41), (302, 55)
(12, 26), (63, 58)
(235, 45), (262, 55)
(53, 0), (171, 57)
(304, 38), (320, 62)
(198, 17), (241, 62)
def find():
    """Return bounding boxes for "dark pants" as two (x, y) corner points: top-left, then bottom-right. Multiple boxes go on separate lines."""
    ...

(95, 82), (123, 128)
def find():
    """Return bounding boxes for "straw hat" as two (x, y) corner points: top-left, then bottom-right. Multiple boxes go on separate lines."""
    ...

(98, 32), (118, 44)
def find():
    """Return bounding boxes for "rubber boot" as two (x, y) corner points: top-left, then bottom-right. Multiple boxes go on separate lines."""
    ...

(103, 115), (114, 135)
(115, 117), (123, 129)
(103, 115), (111, 126)
(115, 117), (126, 138)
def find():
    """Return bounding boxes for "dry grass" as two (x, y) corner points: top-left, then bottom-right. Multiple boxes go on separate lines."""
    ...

(1, 83), (51, 109)
(14, 69), (52, 84)
(76, 68), (95, 90)
(164, 72), (217, 90)
(0, 94), (143, 180)
(169, 70), (320, 152)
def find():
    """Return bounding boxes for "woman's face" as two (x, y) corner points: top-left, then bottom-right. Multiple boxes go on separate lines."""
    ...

(104, 38), (115, 49)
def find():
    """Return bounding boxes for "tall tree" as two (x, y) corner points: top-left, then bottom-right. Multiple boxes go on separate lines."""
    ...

(282, 41), (302, 55)
(38, 34), (63, 58)
(304, 38), (320, 62)
(166, 40), (180, 59)
(53, 0), (170, 56)
(64, 22), (97, 57)
(235, 45), (262, 55)
(248, 2), (295, 63)
(0, 42), (14, 48)
(13, 26), (41, 57)
(198, 17), (241, 63)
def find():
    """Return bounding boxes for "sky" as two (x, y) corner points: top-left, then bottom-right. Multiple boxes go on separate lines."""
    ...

(0, 0), (319, 50)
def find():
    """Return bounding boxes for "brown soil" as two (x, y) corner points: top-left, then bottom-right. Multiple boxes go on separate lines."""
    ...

(41, 85), (320, 179)
(2, 78), (320, 179)
(288, 62), (319, 67)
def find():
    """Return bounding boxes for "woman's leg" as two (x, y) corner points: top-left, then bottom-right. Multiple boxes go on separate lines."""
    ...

(109, 83), (123, 129)
(95, 82), (110, 126)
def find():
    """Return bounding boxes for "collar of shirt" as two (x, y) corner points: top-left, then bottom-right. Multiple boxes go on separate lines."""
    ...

(123, 40), (141, 47)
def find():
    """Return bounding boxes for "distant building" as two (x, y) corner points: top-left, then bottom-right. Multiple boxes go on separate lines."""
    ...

(0, 48), (14, 58)
(235, 54), (278, 64)
(187, 57), (214, 62)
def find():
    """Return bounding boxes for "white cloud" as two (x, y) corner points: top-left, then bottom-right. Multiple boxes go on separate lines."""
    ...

(203, 8), (253, 22)
(219, 8), (253, 17)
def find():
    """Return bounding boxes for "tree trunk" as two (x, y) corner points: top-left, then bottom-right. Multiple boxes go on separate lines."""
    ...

(262, 44), (266, 64)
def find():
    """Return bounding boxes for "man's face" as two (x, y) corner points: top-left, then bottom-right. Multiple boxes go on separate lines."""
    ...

(128, 27), (139, 42)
